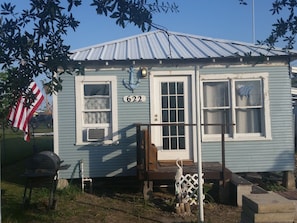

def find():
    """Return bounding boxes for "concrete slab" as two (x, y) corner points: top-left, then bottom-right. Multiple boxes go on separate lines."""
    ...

(240, 212), (250, 223)
(236, 184), (252, 207)
(231, 174), (253, 207)
(241, 212), (293, 223)
(242, 192), (295, 213)
(293, 200), (297, 222)
(277, 190), (297, 222)
(278, 190), (297, 200)
(242, 205), (295, 223)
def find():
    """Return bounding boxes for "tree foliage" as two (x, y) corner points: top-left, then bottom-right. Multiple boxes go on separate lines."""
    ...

(240, 0), (297, 50)
(0, 0), (178, 117)
(2, 0), (297, 118)
(265, 0), (297, 49)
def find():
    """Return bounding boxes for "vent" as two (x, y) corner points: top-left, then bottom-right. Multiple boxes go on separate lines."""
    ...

(87, 128), (105, 142)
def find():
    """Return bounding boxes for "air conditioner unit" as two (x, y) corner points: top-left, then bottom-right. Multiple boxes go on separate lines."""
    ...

(87, 128), (105, 142)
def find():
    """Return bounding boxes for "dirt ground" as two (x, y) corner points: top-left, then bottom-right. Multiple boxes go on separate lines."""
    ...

(66, 156), (297, 223)
(1, 159), (242, 223)
(61, 188), (242, 223)
(64, 179), (242, 223)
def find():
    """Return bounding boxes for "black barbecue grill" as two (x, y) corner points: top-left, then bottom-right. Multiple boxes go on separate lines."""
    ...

(22, 151), (70, 209)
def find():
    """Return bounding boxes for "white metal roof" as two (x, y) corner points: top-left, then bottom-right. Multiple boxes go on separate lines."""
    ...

(70, 30), (296, 61)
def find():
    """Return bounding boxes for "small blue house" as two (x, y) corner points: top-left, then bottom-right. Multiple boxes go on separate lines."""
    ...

(54, 30), (297, 186)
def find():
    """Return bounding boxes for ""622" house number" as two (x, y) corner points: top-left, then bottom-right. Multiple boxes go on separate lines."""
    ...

(123, 95), (146, 103)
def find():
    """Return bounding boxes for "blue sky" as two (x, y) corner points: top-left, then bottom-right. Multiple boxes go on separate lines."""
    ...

(65, 0), (287, 50)
(5, 0), (294, 108)
(8, 0), (291, 49)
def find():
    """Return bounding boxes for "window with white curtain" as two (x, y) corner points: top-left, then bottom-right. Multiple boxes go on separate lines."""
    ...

(75, 76), (118, 144)
(202, 81), (231, 135)
(201, 73), (271, 141)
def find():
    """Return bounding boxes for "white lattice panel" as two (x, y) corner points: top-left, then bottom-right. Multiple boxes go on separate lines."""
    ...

(178, 173), (205, 205)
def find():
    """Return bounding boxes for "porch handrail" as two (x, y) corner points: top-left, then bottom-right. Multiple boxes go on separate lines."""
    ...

(135, 123), (234, 185)
(201, 123), (235, 186)
(135, 123), (197, 180)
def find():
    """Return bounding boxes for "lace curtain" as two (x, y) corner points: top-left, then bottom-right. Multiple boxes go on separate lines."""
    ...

(84, 97), (110, 124)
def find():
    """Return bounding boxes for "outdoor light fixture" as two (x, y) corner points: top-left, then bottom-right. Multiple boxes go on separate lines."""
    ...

(140, 67), (148, 77)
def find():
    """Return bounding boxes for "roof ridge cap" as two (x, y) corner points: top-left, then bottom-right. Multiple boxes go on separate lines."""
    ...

(71, 30), (164, 52)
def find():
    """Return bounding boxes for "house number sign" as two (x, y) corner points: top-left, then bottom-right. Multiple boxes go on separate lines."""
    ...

(123, 95), (146, 103)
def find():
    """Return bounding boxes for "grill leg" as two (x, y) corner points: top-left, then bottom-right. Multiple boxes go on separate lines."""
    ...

(48, 175), (58, 210)
(23, 179), (33, 208)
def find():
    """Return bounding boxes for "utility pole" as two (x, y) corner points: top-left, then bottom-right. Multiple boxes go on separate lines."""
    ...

(252, 0), (255, 43)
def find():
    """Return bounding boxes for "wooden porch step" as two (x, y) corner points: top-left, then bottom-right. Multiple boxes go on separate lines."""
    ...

(139, 161), (232, 181)
(158, 160), (194, 167)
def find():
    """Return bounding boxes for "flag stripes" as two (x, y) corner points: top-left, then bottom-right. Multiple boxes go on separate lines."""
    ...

(8, 82), (44, 141)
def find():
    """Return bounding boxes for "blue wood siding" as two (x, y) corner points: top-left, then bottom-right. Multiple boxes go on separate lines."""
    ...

(57, 69), (150, 178)
(200, 65), (295, 173)
(57, 64), (295, 179)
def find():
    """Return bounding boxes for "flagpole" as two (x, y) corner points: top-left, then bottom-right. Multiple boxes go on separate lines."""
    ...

(32, 124), (37, 154)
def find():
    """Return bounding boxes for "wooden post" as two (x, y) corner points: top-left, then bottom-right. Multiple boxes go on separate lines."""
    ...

(143, 181), (153, 200)
(221, 124), (226, 187)
(282, 171), (296, 190)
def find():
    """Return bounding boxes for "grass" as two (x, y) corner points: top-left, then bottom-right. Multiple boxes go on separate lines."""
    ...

(1, 129), (175, 223)
(1, 124), (242, 223)
(1, 180), (83, 223)
(1, 124), (57, 222)
(1, 170), (181, 223)
(1, 125), (53, 165)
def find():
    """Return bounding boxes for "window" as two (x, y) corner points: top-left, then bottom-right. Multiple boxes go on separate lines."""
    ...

(161, 81), (186, 150)
(201, 73), (271, 141)
(75, 76), (118, 144)
(235, 80), (263, 134)
(202, 81), (231, 135)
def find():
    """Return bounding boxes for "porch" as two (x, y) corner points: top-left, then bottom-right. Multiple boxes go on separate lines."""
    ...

(135, 123), (233, 201)
(137, 160), (231, 182)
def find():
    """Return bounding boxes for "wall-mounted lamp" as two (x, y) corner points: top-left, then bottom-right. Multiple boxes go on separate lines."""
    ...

(140, 67), (148, 78)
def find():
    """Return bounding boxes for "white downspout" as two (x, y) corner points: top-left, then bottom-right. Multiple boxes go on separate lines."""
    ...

(53, 74), (59, 155)
(195, 66), (204, 222)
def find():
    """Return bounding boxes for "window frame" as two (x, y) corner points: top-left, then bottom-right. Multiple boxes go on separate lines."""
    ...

(200, 72), (271, 141)
(202, 80), (231, 136)
(75, 75), (118, 145)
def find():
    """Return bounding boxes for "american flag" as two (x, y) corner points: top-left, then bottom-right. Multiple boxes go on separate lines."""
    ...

(8, 82), (44, 142)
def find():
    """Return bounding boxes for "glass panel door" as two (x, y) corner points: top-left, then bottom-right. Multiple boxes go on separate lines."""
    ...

(161, 81), (186, 150)
(151, 76), (192, 160)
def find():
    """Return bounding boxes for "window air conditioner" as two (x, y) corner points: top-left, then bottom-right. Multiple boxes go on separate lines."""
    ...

(87, 128), (105, 142)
